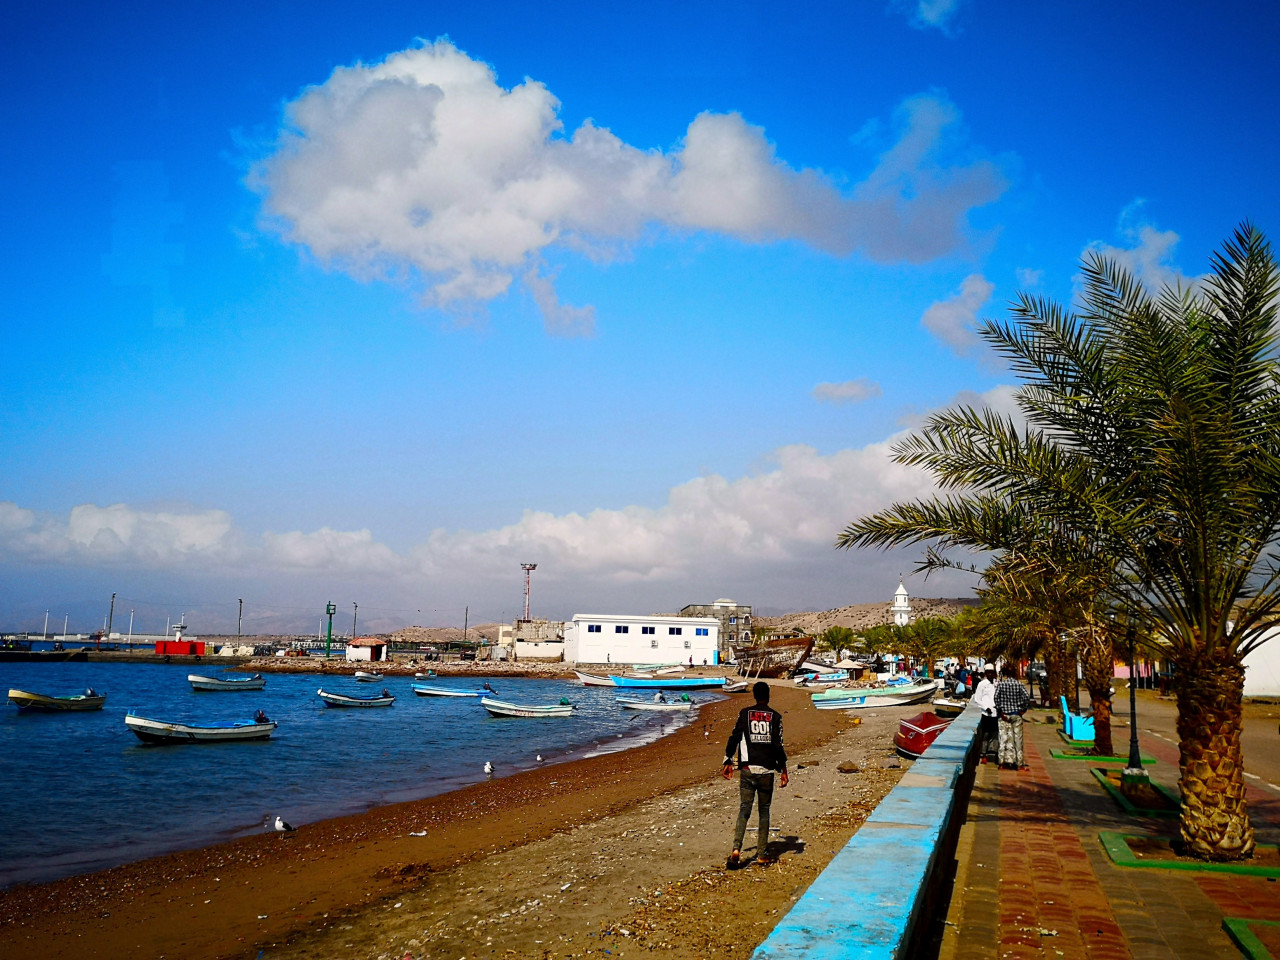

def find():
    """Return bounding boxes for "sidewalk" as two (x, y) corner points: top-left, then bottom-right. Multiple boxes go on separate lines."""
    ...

(938, 714), (1280, 960)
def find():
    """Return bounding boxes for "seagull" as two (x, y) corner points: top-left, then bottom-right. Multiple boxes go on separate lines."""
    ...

(536, 754), (544, 763)
(272, 816), (296, 834)
(483, 761), (494, 775)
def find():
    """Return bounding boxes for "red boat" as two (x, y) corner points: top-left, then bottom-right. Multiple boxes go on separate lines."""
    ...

(893, 711), (954, 759)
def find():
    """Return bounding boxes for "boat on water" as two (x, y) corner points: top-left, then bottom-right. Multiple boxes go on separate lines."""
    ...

(354, 671), (383, 682)
(124, 711), (276, 743)
(574, 671), (616, 686)
(8, 687), (106, 711)
(616, 695), (696, 711)
(609, 675), (727, 690)
(413, 671), (437, 680)
(317, 687), (395, 708)
(811, 680), (940, 711)
(411, 683), (495, 697)
(732, 637), (815, 679)
(893, 711), (954, 758)
(188, 673), (266, 692)
(480, 697), (575, 718)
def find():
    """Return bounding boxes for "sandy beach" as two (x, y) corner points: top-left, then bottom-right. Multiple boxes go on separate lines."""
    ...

(0, 685), (910, 960)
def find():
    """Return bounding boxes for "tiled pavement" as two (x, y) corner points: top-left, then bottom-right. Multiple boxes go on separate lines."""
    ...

(938, 715), (1280, 960)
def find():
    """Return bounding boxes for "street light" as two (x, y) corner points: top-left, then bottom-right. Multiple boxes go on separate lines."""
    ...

(1123, 621), (1147, 780)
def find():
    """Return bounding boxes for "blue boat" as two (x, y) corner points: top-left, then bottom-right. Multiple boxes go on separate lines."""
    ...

(608, 675), (728, 690)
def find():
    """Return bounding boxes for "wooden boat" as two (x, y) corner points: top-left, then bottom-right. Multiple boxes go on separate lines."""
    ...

(353, 671), (383, 682)
(574, 671), (616, 686)
(893, 711), (954, 758)
(411, 683), (494, 697)
(811, 680), (940, 711)
(188, 673), (265, 691)
(8, 687), (106, 711)
(317, 687), (395, 708)
(732, 637), (815, 679)
(124, 711), (276, 743)
(480, 697), (575, 718)
(608, 675), (727, 690)
(615, 695), (696, 711)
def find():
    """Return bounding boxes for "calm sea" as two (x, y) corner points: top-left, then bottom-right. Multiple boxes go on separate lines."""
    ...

(0, 661), (701, 889)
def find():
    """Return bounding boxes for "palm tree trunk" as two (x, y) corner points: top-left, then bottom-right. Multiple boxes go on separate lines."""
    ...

(1044, 633), (1070, 707)
(1079, 622), (1114, 756)
(1172, 648), (1254, 861)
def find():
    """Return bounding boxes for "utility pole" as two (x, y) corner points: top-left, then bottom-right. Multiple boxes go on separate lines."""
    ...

(62, 613), (68, 641)
(128, 609), (134, 641)
(238, 598), (243, 638)
(102, 592), (116, 650)
(521, 563), (537, 621)
(463, 606), (469, 645)
(42, 610), (49, 640)
(352, 602), (358, 641)
(325, 602), (336, 658)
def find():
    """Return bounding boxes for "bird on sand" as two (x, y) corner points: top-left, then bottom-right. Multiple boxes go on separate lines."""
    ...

(272, 816), (296, 834)
(536, 754), (544, 762)
(483, 761), (494, 775)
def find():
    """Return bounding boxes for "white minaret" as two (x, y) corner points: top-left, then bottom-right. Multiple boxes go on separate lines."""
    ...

(890, 576), (912, 627)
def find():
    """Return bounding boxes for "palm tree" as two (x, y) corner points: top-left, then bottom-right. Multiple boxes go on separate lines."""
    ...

(838, 225), (1280, 860)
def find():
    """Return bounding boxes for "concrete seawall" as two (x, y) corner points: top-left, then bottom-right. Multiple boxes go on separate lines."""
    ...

(753, 703), (981, 959)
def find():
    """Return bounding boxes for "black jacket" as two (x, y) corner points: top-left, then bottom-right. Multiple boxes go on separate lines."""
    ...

(724, 703), (787, 772)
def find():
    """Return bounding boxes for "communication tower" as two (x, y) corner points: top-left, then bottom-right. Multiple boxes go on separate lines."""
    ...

(521, 563), (538, 621)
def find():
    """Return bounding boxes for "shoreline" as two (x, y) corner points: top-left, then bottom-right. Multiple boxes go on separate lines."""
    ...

(0, 686), (863, 960)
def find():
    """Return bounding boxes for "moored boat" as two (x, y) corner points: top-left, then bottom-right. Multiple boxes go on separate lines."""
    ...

(893, 711), (954, 758)
(124, 711), (276, 743)
(411, 683), (495, 697)
(608, 675), (727, 690)
(8, 687), (106, 711)
(317, 687), (395, 707)
(811, 679), (940, 701)
(188, 673), (266, 692)
(480, 697), (575, 718)
(574, 671), (616, 686)
(732, 637), (815, 679)
(811, 680), (940, 710)
(353, 671), (383, 682)
(721, 680), (749, 693)
(615, 695), (696, 711)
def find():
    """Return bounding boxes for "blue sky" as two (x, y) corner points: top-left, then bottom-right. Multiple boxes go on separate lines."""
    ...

(3, 1), (1278, 635)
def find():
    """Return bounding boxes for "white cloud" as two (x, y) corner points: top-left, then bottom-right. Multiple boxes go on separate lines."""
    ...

(1015, 267), (1043, 289)
(251, 40), (1007, 329)
(813, 378), (883, 404)
(1086, 205), (1204, 294)
(921, 273), (994, 353)
(892, 0), (964, 33)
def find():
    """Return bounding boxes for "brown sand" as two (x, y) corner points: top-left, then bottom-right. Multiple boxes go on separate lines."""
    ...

(0, 686), (909, 960)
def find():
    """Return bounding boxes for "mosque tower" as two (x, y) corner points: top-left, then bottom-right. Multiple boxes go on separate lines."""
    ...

(890, 576), (912, 627)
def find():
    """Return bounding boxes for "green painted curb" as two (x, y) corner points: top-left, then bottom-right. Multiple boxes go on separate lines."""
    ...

(1049, 749), (1156, 763)
(1056, 729), (1096, 746)
(1098, 831), (1280, 877)
(1223, 918), (1280, 960)
(1090, 767), (1180, 819)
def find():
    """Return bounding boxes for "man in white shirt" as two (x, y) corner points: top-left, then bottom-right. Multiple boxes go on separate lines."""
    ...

(972, 664), (999, 763)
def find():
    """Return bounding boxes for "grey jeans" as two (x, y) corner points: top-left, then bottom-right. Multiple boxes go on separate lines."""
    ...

(733, 771), (774, 855)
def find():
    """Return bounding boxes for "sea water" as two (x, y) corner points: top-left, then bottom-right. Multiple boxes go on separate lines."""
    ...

(0, 661), (702, 889)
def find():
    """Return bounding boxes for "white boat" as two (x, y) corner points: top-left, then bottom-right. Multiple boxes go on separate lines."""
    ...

(411, 684), (495, 697)
(655, 666), (687, 675)
(811, 681), (940, 710)
(574, 671), (616, 686)
(124, 712), (276, 743)
(8, 687), (105, 711)
(188, 673), (265, 691)
(317, 687), (395, 707)
(615, 695), (696, 711)
(480, 697), (575, 718)
(721, 680), (750, 694)
(932, 698), (968, 717)
(353, 671), (383, 682)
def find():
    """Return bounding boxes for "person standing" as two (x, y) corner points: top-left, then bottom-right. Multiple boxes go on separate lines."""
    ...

(994, 664), (1032, 770)
(721, 681), (788, 867)
(973, 665), (999, 762)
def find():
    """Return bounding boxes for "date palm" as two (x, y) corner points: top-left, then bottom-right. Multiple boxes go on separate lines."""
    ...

(838, 225), (1280, 860)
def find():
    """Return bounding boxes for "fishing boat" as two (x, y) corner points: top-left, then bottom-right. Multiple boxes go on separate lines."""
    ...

(8, 687), (106, 711)
(608, 675), (727, 690)
(811, 678), (940, 701)
(124, 711), (276, 743)
(413, 671), (437, 680)
(811, 680), (940, 711)
(480, 697), (575, 718)
(574, 671), (616, 686)
(411, 683), (495, 697)
(893, 711), (954, 759)
(615, 695), (696, 711)
(722, 680), (750, 693)
(655, 666), (687, 675)
(353, 671), (383, 682)
(797, 670), (849, 687)
(187, 674), (266, 692)
(931, 697), (968, 718)
(732, 637), (815, 679)
(317, 687), (395, 708)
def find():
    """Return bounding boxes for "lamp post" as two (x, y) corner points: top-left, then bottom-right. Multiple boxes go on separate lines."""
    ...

(325, 602), (336, 658)
(352, 602), (358, 642)
(1124, 622), (1147, 780)
(238, 598), (243, 638)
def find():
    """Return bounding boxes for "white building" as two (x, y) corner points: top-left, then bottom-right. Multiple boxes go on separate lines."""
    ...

(890, 578), (913, 627)
(1244, 627), (1280, 697)
(345, 638), (389, 662)
(563, 613), (720, 665)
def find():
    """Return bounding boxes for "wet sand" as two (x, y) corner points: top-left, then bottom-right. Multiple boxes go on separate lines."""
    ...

(0, 686), (907, 960)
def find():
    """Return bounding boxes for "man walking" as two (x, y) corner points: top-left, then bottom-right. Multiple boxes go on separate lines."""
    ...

(994, 664), (1032, 770)
(973, 664), (999, 762)
(722, 681), (788, 867)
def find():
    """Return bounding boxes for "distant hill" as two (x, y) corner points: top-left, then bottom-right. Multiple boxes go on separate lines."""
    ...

(754, 598), (979, 636)
(390, 624), (503, 645)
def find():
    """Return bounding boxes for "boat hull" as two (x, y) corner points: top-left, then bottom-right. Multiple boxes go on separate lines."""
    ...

(574, 671), (616, 686)
(615, 696), (695, 711)
(608, 675), (726, 690)
(8, 688), (105, 711)
(811, 679), (940, 702)
(480, 697), (575, 718)
(124, 713), (276, 743)
(317, 688), (395, 707)
(812, 682), (940, 710)
(732, 638), (815, 679)
(893, 711), (954, 758)
(187, 674), (266, 691)
(411, 685), (489, 697)
(354, 672), (383, 682)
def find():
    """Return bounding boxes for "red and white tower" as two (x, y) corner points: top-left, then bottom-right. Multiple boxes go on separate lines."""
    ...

(521, 563), (538, 621)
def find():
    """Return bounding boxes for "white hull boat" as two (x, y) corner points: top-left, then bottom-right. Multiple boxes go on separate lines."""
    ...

(480, 697), (575, 718)
(812, 681), (940, 710)
(574, 671), (616, 686)
(615, 696), (696, 711)
(317, 687), (395, 707)
(188, 674), (265, 691)
(411, 684), (494, 697)
(354, 671), (383, 682)
(8, 688), (105, 711)
(125, 712), (276, 743)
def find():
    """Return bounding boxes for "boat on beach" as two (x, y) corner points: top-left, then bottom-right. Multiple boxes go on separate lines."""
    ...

(411, 684), (495, 697)
(8, 687), (106, 711)
(608, 675), (727, 690)
(721, 680), (750, 693)
(353, 671), (383, 682)
(574, 671), (616, 686)
(481, 697), (576, 718)
(931, 697), (968, 717)
(124, 711), (276, 743)
(893, 711), (954, 758)
(732, 637), (815, 679)
(188, 673), (266, 691)
(317, 687), (395, 707)
(810, 679), (940, 710)
(615, 695), (696, 711)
